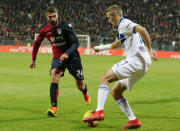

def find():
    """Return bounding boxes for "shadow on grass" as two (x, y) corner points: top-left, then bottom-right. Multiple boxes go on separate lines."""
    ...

(138, 115), (180, 120)
(131, 97), (180, 105)
(0, 116), (49, 123)
(0, 106), (60, 123)
(73, 120), (123, 131)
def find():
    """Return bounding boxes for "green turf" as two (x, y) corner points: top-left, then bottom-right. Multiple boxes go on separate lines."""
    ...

(0, 52), (180, 131)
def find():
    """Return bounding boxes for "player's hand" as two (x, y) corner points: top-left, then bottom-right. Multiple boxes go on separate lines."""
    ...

(149, 49), (158, 61)
(30, 60), (36, 69)
(60, 53), (69, 61)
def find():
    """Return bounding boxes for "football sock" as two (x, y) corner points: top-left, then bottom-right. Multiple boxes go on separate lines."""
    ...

(116, 97), (136, 120)
(96, 84), (109, 111)
(50, 83), (59, 107)
(82, 84), (88, 94)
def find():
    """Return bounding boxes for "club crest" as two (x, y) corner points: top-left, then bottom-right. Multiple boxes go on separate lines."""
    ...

(57, 28), (62, 35)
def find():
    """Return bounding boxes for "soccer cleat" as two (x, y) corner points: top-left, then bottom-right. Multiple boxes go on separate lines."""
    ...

(47, 106), (57, 117)
(83, 110), (104, 122)
(83, 92), (91, 105)
(121, 118), (141, 129)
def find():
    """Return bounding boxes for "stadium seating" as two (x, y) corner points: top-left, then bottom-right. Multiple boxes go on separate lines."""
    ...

(0, 0), (179, 51)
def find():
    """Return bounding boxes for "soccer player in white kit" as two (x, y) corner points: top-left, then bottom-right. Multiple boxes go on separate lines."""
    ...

(83, 5), (158, 129)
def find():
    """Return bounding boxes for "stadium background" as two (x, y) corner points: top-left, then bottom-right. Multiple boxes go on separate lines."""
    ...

(0, 0), (180, 51)
(0, 0), (180, 131)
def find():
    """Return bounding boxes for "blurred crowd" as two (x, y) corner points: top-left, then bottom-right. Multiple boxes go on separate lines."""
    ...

(0, 0), (180, 51)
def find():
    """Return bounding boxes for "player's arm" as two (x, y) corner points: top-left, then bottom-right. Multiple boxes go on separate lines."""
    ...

(30, 30), (45, 69)
(60, 26), (79, 61)
(94, 39), (124, 52)
(135, 25), (158, 61)
(65, 32), (79, 56)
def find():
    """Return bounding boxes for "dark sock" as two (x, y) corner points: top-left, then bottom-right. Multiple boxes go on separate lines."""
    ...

(50, 83), (59, 107)
(82, 84), (88, 94)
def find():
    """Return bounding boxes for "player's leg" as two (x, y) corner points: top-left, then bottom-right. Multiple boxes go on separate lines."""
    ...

(83, 58), (144, 122)
(50, 68), (63, 107)
(95, 58), (135, 110)
(111, 81), (136, 120)
(100, 68), (119, 85)
(113, 80), (142, 129)
(96, 68), (118, 111)
(47, 58), (66, 117)
(75, 79), (91, 105)
(67, 55), (91, 105)
(111, 82), (126, 100)
(111, 69), (147, 129)
(112, 82), (136, 120)
(47, 68), (63, 117)
(83, 68), (118, 122)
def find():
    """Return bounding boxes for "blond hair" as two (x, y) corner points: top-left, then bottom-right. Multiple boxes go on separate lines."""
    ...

(105, 5), (123, 16)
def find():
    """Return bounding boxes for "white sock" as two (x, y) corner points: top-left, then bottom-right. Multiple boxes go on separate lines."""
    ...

(96, 84), (109, 111)
(116, 97), (136, 120)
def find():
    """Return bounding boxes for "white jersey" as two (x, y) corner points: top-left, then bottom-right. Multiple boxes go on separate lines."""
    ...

(118, 18), (151, 66)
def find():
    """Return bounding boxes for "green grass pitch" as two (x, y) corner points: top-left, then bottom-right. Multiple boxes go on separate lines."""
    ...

(0, 52), (180, 131)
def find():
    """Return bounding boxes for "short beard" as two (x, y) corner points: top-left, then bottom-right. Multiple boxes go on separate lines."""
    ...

(49, 20), (57, 27)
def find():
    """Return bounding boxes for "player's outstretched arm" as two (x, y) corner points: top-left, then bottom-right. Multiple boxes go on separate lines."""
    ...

(94, 40), (121, 52)
(135, 25), (158, 61)
(30, 30), (45, 69)
(30, 60), (36, 69)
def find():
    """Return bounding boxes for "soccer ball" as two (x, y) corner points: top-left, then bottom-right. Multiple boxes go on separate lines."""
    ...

(83, 110), (100, 127)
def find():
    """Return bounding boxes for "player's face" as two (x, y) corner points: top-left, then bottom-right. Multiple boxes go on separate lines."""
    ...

(106, 12), (118, 26)
(46, 12), (58, 27)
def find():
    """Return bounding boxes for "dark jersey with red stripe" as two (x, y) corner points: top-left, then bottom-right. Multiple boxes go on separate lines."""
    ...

(32, 20), (80, 60)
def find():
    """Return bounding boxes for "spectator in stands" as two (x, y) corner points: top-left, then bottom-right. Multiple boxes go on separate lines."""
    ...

(0, 0), (179, 51)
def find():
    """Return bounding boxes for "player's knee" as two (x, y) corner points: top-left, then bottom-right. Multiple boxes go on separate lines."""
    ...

(111, 83), (126, 99)
(111, 88), (124, 100)
(51, 74), (61, 83)
(50, 69), (63, 83)
(111, 89), (115, 97)
(111, 88), (123, 95)
(51, 76), (59, 83)
(100, 75), (110, 84)
(111, 88), (118, 96)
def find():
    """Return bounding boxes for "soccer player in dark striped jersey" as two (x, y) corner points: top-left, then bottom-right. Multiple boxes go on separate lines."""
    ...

(30, 6), (90, 117)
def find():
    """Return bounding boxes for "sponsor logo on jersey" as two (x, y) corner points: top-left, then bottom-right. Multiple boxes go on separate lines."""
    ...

(53, 41), (66, 47)
(55, 35), (64, 40)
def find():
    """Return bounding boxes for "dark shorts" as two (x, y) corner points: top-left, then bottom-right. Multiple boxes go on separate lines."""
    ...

(50, 56), (84, 80)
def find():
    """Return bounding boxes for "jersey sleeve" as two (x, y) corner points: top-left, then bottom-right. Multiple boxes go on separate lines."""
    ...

(32, 29), (45, 60)
(119, 19), (138, 40)
(65, 24), (79, 56)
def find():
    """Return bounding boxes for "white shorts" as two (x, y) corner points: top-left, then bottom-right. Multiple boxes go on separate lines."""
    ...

(112, 56), (149, 91)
